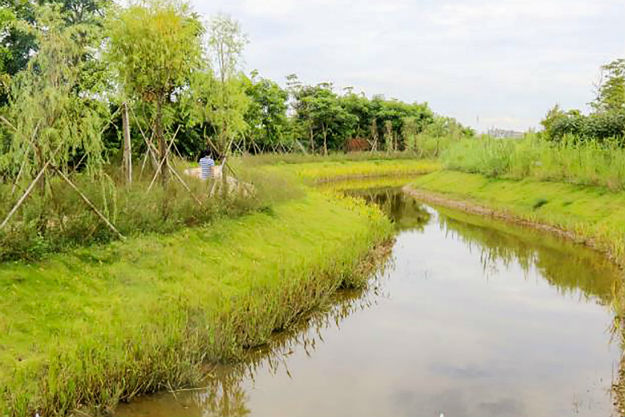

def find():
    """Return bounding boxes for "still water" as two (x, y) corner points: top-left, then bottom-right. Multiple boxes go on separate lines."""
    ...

(115, 187), (623, 417)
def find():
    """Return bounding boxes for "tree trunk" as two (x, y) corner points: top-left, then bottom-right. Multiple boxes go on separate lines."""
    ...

(155, 98), (167, 184)
(121, 102), (132, 185)
(322, 125), (328, 156)
(309, 126), (314, 154)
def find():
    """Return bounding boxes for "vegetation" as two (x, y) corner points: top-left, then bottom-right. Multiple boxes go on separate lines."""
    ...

(2, 0), (625, 415)
(442, 134), (625, 190)
(410, 170), (625, 264)
(0, 164), (273, 262)
(0, 190), (393, 417)
(106, 0), (204, 169)
(541, 58), (625, 143)
(276, 159), (440, 183)
(0, 0), (466, 265)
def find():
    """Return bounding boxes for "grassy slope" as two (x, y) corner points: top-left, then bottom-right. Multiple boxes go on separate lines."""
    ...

(265, 159), (441, 182)
(0, 192), (392, 416)
(411, 170), (625, 262)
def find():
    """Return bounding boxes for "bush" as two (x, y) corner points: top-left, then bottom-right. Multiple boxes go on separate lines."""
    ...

(0, 161), (292, 262)
(545, 110), (625, 143)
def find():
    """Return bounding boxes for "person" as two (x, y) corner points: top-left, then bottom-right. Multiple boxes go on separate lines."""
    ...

(198, 149), (215, 180)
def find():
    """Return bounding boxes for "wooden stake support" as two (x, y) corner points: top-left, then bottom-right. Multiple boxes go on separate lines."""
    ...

(55, 168), (126, 240)
(0, 161), (50, 230)
(122, 102), (133, 185)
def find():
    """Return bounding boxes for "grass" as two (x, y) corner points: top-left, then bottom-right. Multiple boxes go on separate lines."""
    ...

(0, 162), (295, 263)
(442, 134), (625, 190)
(0, 191), (392, 416)
(410, 170), (625, 263)
(263, 159), (441, 183)
(237, 151), (431, 166)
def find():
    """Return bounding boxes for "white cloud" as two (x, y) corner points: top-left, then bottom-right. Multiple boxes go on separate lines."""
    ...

(190, 0), (625, 131)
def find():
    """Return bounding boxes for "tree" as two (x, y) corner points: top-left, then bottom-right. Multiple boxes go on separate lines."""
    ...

(106, 0), (204, 179)
(3, 5), (107, 186)
(208, 13), (247, 85)
(296, 83), (355, 154)
(242, 71), (290, 151)
(593, 59), (625, 113)
(206, 13), (249, 156)
(0, 0), (111, 96)
(184, 70), (249, 157)
(402, 117), (418, 151)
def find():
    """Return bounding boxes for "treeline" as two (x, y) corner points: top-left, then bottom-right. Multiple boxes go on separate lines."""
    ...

(541, 59), (625, 143)
(0, 0), (471, 261)
(0, 0), (472, 183)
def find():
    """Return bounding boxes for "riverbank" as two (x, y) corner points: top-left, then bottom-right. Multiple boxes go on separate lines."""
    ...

(243, 157), (441, 183)
(406, 170), (625, 266)
(406, 169), (625, 414)
(0, 189), (393, 417)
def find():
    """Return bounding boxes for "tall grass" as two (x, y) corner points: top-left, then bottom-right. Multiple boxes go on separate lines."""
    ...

(443, 134), (625, 190)
(238, 150), (425, 166)
(0, 162), (300, 262)
(283, 160), (441, 183)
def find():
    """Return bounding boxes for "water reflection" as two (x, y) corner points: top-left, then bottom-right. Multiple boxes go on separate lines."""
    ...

(116, 284), (389, 417)
(115, 187), (622, 417)
(346, 187), (431, 232)
(436, 207), (621, 305)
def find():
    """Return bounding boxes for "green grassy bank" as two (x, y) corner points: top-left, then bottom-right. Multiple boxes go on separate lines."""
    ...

(408, 170), (625, 264)
(256, 158), (440, 183)
(0, 191), (392, 417)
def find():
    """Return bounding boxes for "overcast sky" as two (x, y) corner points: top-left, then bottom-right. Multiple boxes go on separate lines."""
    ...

(190, 0), (625, 132)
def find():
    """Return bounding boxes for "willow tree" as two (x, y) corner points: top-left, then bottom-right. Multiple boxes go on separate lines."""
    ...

(0, 5), (114, 232)
(106, 0), (204, 179)
(3, 4), (107, 188)
(206, 13), (249, 156)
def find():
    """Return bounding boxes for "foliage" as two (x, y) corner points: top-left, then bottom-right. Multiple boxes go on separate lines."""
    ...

(242, 71), (290, 150)
(1, 5), (108, 183)
(0, 0), (111, 100)
(106, 0), (204, 163)
(205, 13), (249, 155)
(541, 58), (625, 143)
(442, 133), (625, 191)
(286, 76), (458, 154)
(298, 82), (356, 154)
(541, 105), (625, 143)
(593, 58), (625, 113)
(0, 189), (391, 417)
(183, 70), (250, 158)
(207, 13), (247, 83)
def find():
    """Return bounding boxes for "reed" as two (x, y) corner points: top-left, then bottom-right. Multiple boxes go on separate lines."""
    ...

(442, 134), (625, 191)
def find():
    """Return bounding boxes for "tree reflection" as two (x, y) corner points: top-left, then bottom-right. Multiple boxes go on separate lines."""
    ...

(435, 207), (622, 305)
(346, 187), (431, 232)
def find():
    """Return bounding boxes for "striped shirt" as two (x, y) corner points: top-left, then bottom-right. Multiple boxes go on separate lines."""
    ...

(199, 157), (215, 180)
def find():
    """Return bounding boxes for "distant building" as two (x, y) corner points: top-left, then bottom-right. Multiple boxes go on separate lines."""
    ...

(487, 128), (524, 139)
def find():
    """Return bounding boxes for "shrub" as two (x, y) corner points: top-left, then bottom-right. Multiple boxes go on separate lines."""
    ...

(0, 162), (291, 262)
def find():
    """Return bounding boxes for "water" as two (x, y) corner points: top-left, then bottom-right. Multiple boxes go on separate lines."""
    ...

(115, 187), (623, 417)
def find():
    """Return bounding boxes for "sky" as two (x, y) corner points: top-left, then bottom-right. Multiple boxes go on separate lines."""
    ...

(190, 0), (625, 132)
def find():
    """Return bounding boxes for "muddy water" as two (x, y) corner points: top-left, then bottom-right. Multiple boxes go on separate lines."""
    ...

(115, 188), (623, 417)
